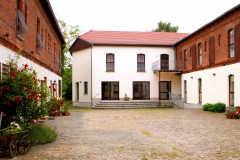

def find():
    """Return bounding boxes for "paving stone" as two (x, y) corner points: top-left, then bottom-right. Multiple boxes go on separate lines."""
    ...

(1, 109), (240, 160)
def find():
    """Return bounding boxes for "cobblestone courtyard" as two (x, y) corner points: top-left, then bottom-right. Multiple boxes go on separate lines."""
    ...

(6, 108), (240, 160)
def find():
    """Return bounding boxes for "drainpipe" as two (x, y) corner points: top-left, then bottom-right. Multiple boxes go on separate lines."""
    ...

(91, 44), (93, 108)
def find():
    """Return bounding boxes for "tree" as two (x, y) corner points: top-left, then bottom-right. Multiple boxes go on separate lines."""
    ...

(152, 21), (179, 32)
(58, 20), (80, 100)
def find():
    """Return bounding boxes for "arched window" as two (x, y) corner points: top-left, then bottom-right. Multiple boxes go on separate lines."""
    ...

(184, 49), (188, 70)
(229, 29), (234, 58)
(229, 75), (234, 106)
(198, 43), (202, 66)
(137, 54), (145, 71)
(106, 53), (114, 71)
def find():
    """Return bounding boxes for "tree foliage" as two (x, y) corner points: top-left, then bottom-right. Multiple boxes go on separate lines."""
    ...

(58, 19), (80, 100)
(152, 21), (179, 32)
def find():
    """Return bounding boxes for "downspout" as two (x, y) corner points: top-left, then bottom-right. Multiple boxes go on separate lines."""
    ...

(91, 44), (93, 108)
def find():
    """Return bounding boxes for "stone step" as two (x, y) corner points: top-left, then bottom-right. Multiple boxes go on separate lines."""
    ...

(94, 100), (173, 109)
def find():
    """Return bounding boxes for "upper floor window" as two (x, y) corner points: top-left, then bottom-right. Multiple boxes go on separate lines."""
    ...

(184, 49), (188, 70)
(16, 0), (28, 39)
(209, 36), (215, 65)
(192, 45), (197, 69)
(137, 54), (145, 72)
(229, 29), (234, 58)
(106, 53), (114, 72)
(36, 17), (44, 52)
(198, 43), (202, 66)
(218, 35), (221, 46)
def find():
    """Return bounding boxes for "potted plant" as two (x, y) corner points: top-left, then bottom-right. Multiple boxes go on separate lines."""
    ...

(123, 93), (130, 101)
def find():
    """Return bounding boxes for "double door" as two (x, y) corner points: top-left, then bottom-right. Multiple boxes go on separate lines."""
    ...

(102, 82), (119, 100)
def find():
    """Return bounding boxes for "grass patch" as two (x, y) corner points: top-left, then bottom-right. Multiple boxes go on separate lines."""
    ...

(29, 124), (57, 145)
(64, 100), (92, 110)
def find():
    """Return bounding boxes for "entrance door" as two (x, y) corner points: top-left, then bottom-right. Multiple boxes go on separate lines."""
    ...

(133, 81), (150, 100)
(102, 82), (119, 100)
(161, 54), (169, 70)
(160, 81), (171, 100)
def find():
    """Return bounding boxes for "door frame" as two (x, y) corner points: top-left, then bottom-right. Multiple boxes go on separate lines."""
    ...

(159, 81), (171, 100)
(101, 81), (119, 100)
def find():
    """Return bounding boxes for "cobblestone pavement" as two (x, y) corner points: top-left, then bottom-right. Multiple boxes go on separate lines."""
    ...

(2, 108), (240, 160)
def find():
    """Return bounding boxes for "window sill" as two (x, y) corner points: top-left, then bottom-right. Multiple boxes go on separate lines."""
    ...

(137, 70), (146, 72)
(106, 71), (115, 72)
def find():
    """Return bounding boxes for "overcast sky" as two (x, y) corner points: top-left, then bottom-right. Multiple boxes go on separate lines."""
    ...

(49, 0), (239, 34)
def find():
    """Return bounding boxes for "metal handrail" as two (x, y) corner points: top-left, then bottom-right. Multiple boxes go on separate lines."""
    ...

(169, 93), (185, 108)
(152, 60), (183, 72)
(0, 112), (3, 129)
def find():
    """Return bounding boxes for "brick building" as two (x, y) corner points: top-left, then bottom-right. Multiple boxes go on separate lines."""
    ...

(0, 0), (65, 97)
(175, 4), (240, 107)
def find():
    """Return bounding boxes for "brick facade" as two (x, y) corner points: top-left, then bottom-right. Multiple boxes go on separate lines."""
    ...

(0, 0), (64, 76)
(175, 5), (240, 74)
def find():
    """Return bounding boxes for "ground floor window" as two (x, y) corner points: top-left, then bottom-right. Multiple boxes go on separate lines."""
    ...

(229, 75), (234, 106)
(198, 78), (202, 103)
(159, 81), (171, 100)
(58, 80), (62, 97)
(102, 82), (119, 100)
(76, 82), (79, 100)
(2, 63), (9, 76)
(184, 80), (187, 102)
(84, 81), (88, 95)
(133, 81), (150, 100)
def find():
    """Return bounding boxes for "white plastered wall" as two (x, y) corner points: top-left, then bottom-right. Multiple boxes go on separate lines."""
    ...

(182, 63), (240, 106)
(72, 47), (92, 106)
(91, 46), (180, 101)
(0, 45), (62, 97)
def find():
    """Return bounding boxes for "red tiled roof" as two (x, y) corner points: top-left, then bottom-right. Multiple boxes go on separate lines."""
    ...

(79, 30), (189, 46)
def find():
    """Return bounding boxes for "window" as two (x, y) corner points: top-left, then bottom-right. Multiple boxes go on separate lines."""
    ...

(2, 64), (9, 76)
(137, 54), (145, 71)
(198, 78), (202, 103)
(229, 29), (234, 58)
(45, 29), (47, 50)
(229, 75), (234, 106)
(234, 24), (240, 58)
(0, 62), (1, 80)
(16, 0), (28, 38)
(198, 43), (202, 66)
(54, 43), (56, 66)
(58, 80), (62, 97)
(36, 17), (44, 52)
(48, 34), (51, 53)
(204, 41), (207, 51)
(24, 4), (27, 25)
(184, 49), (188, 70)
(184, 80), (187, 102)
(133, 81), (150, 100)
(218, 35), (221, 46)
(84, 82), (88, 94)
(192, 45), (197, 69)
(209, 36), (215, 65)
(106, 53), (114, 71)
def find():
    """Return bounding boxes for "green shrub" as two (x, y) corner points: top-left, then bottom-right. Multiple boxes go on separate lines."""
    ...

(29, 124), (57, 145)
(202, 103), (213, 111)
(202, 102), (226, 113)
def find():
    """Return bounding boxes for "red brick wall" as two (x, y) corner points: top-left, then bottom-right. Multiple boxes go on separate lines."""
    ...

(0, 0), (63, 76)
(175, 7), (240, 73)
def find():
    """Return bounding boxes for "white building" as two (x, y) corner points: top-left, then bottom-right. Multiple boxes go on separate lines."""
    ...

(70, 31), (188, 107)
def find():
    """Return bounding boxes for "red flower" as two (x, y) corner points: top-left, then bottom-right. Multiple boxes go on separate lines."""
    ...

(49, 86), (51, 89)
(24, 64), (28, 69)
(10, 71), (16, 78)
(28, 96), (33, 101)
(53, 88), (56, 92)
(20, 86), (24, 90)
(35, 99), (38, 103)
(30, 120), (35, 124)
(0, 94), (3, 98)
(5, 102), (12, 106)
(39, 95), (42, 99)
(13, 96), (23, 103)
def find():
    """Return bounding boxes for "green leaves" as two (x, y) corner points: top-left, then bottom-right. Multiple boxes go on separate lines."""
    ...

(153, 21), (179, 32)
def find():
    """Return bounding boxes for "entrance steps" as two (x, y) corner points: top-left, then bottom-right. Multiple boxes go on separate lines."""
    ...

(93, 100), (173, 109)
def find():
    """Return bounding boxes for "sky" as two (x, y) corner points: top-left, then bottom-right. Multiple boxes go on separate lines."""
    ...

(49, 0), (239, 34)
